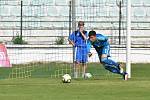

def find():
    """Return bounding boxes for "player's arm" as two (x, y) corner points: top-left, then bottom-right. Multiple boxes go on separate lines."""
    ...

(80, 31), (87, 40)
(68, 32), (76, 46)
(69, 40), (75, 46)
(87, 39), (92, 57)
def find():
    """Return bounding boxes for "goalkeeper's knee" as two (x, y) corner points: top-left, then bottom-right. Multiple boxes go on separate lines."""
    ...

(101, 57), (108, 65)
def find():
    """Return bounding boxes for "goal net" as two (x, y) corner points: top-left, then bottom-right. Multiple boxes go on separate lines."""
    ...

(0, 0), (130, 79)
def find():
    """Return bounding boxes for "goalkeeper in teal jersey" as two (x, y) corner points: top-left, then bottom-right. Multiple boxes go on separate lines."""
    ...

(87, 31), (128, 80)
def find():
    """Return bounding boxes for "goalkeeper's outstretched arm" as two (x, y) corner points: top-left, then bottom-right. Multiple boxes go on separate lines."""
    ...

(87, 39), (92, 57)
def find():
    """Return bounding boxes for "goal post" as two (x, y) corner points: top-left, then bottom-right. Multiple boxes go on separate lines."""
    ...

(126, 0), (131, 78)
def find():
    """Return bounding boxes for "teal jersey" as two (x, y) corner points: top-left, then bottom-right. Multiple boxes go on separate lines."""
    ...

(87, 34), (109, 53)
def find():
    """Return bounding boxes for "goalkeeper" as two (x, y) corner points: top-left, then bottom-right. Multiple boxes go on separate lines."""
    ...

(87, 30), (128, 80)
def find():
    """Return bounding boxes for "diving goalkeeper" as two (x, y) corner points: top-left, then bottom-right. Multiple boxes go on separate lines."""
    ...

(87, 31), (128, 80)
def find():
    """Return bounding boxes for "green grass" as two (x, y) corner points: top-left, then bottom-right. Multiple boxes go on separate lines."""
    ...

(0, 63), (149, 100)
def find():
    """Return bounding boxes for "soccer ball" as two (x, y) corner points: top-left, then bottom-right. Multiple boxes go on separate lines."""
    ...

(62, 74), (71, 83)
(84, 73), (92, 78)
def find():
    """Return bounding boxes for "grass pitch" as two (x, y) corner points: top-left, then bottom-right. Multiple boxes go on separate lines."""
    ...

(0, 63), (149, 100)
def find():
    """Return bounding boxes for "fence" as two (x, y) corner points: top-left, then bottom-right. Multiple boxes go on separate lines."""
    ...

(0, 0), (150, 79)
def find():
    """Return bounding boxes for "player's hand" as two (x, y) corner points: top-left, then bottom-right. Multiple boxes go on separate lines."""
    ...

(69, 41), (75, 47)
(88, 52), (92, 57)
(79, 28), (84, 33)
(80, 30), (87, 40)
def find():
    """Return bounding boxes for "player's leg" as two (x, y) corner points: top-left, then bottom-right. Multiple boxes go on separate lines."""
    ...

(75, 62), (81, 78)
(75, 47), (82, 78)
(101, 54), (128, 80)
(100, 45), (128, 80)
(82, 63), (87, 77)
(101, 54), (121, 74)
(101, 45), (123, 73)
(81, 47), (88, 78)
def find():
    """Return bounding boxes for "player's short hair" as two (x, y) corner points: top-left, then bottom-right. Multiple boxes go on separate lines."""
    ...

(89, 31), (96, 37)
(78, 21), (84, 26)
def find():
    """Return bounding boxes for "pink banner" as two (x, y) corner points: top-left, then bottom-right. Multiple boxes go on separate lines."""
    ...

(0, 44), (12, 67)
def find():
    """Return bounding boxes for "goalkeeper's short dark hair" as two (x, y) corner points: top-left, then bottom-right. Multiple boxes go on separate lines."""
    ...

(89, 30), (96, 37)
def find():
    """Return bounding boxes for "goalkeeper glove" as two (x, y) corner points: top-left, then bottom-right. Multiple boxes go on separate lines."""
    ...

(88, 52), (92, 57)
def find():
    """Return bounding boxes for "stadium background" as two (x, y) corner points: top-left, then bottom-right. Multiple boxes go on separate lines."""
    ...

(0, 0), (150, 65)
(0, 1), (150, 100)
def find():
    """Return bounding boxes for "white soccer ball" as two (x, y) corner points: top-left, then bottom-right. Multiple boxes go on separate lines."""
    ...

(84, 73), (92, 78)
(62, 74), (71, 83)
